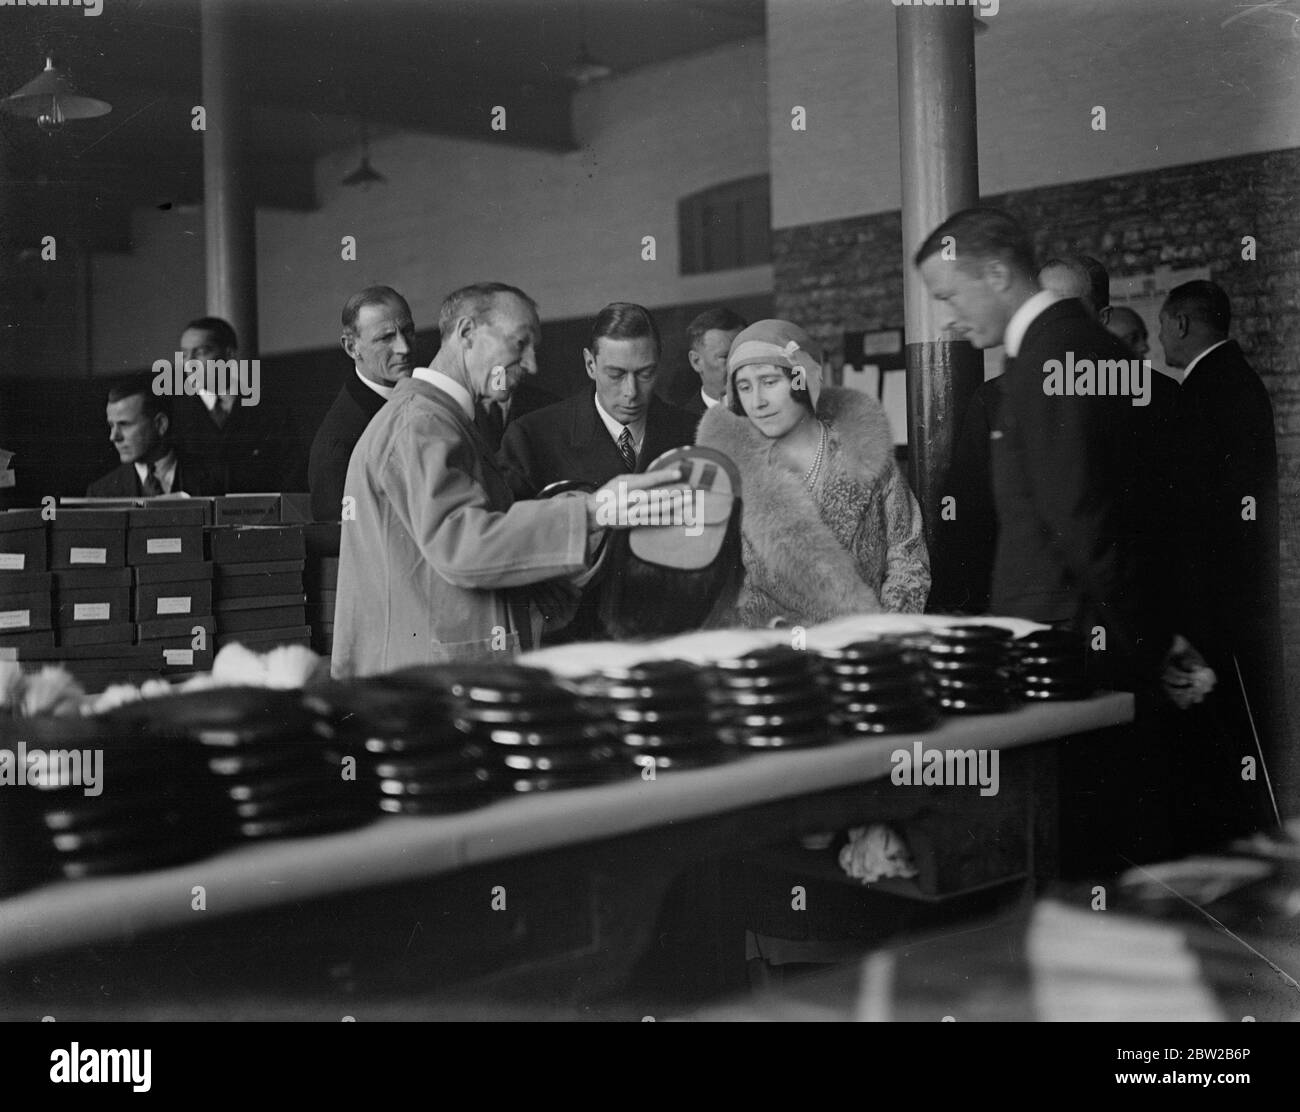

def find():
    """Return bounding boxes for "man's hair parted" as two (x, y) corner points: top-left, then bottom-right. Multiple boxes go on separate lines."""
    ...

(590, 302), (661, 357)
(437, 282), (537, 341)
(913, 207), (1038, 279)
(342, 286), (411, 336)
(107, 372), (171, 420)
(686, 307), (748, 352)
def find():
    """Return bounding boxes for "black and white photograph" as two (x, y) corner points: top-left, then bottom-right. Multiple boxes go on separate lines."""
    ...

(0, 0), (1297, 1057)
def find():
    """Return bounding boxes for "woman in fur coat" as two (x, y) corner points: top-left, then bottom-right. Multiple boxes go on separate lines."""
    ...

(696, 319), (930, 627)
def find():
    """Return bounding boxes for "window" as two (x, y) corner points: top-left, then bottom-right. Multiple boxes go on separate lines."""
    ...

(678, 175), (771, 275)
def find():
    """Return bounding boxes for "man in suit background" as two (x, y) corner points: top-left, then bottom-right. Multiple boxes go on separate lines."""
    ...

(916, 208), (1188, 868)
(308, 286), (415, 520)
(1157, 279), (1286, 845)
(332, 282), (676, 677)
(87, 373), (220, 497)
(498, 301), (697, 642)
(1038, 254), (1112, 324)
(1106, 306), (1151, 359)
(681, 307), (746, 419)
(168, 316), (302, 493)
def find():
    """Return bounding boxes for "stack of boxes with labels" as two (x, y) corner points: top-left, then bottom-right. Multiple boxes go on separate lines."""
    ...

(0, 496), (313, 686)
(0, 509), (53, 655)
(210, 521), (309, 653)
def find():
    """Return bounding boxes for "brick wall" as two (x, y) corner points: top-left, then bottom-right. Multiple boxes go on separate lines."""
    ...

(773, 146), (1300, 749)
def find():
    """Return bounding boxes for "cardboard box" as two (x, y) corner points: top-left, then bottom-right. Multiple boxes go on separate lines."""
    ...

(133, 560), (213, 585)
(0, 509), (47, 572)
(207, 525), (305, 564)
(0, 594), (53, 632)
(134, 579), (213, 621)
(55, 587), (131, 627)
(215, 570), (304, 601)
(127, 525), (205, 565)
(216, 625), (312, 652)
(213, 592), (307, 614)
(281, 493), (312, 524)
(214, 495), (281, 526)
(215, 606), (306, 635)
(0, 570), (52, 598)
(0, 629), (55, 652)
(126, 504), (209, 528)
(53, 567), (133, 591)
(50, 511), (128, 570)
(57, 621), (136, 647)
(136, 613), (215, 643)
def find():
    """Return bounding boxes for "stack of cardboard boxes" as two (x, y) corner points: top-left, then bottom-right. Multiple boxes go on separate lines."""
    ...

(0, 495), (314, 687)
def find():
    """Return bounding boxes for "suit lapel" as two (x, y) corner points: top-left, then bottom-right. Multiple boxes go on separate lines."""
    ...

(569, 392), (624, 475)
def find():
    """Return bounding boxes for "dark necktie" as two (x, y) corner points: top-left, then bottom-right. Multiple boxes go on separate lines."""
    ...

(211, 397), (231, 429)
(479, 401), (505, 446)
(142, 464), (163, 497)
(617, 428), (636, 471)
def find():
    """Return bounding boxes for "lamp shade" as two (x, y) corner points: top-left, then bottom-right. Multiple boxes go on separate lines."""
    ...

(2, 57), (111, 130)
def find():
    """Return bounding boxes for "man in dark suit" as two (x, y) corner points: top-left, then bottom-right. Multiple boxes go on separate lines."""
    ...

(498, 302), (697, 641)
(308, 286), (415, 521)
(167, 316), (302, 493)
(1157, 280), (1285, 845)
(916, 209), (1188, 868)
(681, 307), (746, 419)
(87, 374), (220, 497)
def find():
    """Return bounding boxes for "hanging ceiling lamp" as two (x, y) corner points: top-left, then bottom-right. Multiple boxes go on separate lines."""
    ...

(1, 56), (111, 132)
(341, 121), (386, 188)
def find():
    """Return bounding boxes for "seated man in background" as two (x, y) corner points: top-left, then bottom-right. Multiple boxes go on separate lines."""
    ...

(682, 306), (747, 418)
(497, 302), (697, 642)
(308, 285), (415, 520)
(87, 373), (220, 497)
(1106, 305), (1151, 359)
(168, 316), (303, 492)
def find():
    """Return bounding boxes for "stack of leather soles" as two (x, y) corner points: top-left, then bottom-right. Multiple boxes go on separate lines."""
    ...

(574, 658), (733, 772)
(1014, 628), (1093, 701)
(818, 640), (939, 736)
(138, 687), (370, 842)
(306, 677), (493, 816)
(923, 625), (1019, 714)
(20, 709), (214, 881)
(398, 663), (626, 795)
(709, 645), (835, 752)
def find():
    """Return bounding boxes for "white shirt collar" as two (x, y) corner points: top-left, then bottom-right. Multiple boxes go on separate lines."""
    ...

(412, 366), (474, 421)
(355, 366), (396, 401)
(135, 450), (178, 494)
(593, 393), (645, 452)
(196, 389), (233, 414)
(701, 388), (720, 410)
(1004, 289), (1064, 358)
(1180, 339), (1230, 383)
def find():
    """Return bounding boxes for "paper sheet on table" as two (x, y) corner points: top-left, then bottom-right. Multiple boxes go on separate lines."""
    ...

(1028, 899), (1223, 1021)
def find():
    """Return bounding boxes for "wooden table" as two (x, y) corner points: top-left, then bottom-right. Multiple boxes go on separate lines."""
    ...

(0, 694), (1131, 1018)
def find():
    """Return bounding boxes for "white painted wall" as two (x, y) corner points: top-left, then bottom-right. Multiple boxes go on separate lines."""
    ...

(766, 0), (1300, 229)
(89, 35), (770, 369)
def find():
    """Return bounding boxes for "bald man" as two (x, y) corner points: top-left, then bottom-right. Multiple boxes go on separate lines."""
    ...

(1106, 306), (1150, 359)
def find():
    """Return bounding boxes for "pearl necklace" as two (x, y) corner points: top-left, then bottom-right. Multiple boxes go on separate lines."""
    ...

(802, 421), (827, 490)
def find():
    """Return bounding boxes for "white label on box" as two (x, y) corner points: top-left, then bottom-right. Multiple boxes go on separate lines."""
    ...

(0, 553), (24, 570)
(73, 603), (111, 622)
(147, 536), (184, 555)
(163, 649), (194, 666)
(157, 596), (192, 615)
(0, 609), (31, 630)
(69, 547), (107, 565)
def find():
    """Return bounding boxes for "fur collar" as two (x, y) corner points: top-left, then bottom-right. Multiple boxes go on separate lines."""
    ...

(697, 387), (894, 622)
(697, 386), (895, 487)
